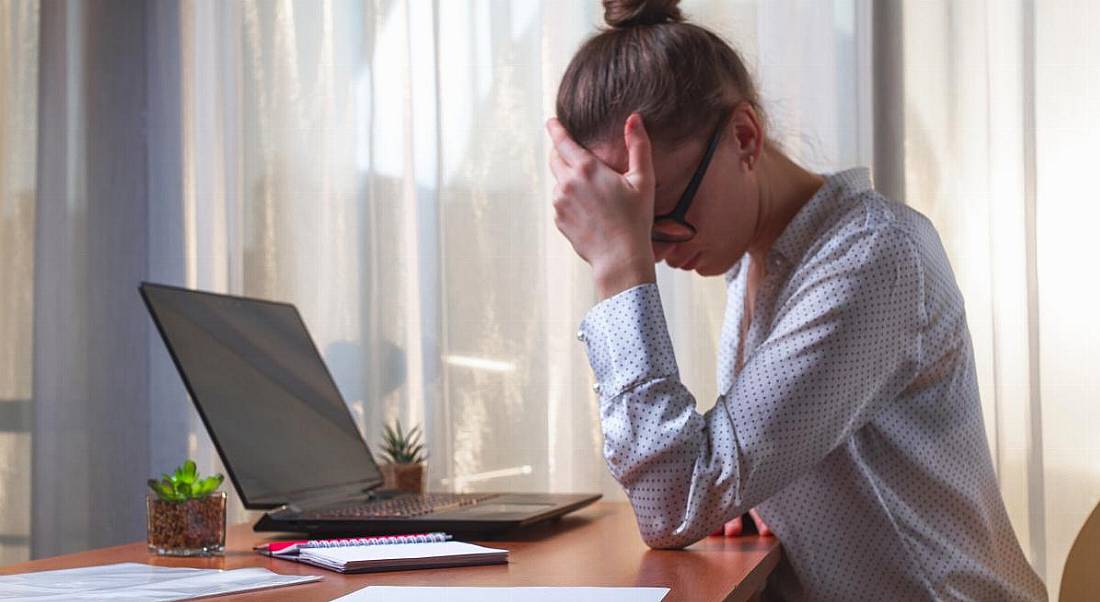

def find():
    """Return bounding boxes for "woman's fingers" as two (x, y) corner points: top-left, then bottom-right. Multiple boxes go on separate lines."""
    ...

(545, 117), (590, 166)
(749, 508), (773, 537)
(714, 510), (773, 538)
(549, 148), (569, 181)
(723, 516), (743, 537)
(624, 113), (654, 193)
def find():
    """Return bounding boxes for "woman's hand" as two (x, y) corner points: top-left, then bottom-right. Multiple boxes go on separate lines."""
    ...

(546, 113), (657, 300)
(714, 508), (774, 537)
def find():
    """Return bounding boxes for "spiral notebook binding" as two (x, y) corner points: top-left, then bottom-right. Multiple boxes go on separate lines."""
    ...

(303, 532), (452, 548)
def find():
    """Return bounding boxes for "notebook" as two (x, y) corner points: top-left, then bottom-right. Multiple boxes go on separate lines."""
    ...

(255, 533), (509, 574)
(333, 586), (671, 601)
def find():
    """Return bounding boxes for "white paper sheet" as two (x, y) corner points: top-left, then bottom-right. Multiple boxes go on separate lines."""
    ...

(332, 586), (671, 602)
(0, 562), (320, 600)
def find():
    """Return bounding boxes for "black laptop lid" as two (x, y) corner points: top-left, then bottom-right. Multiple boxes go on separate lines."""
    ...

(140, 283), (383, 508)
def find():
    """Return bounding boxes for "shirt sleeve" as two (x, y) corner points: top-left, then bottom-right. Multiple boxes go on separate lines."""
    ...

(577, 226), (926, 549)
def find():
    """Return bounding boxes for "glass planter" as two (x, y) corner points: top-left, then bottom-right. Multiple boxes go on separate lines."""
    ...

(146, 491), (226, 556)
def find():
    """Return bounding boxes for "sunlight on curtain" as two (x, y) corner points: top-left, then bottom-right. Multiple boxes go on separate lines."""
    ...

(903, 1), (1100, 596)
(1032, 1), (1100, 596)
(0, 0), (37, 565)
(160, 0), (375, 526)
(432, 0), (607, 493)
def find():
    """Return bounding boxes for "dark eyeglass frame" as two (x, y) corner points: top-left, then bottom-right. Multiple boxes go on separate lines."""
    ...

(651, 114), (728, 243)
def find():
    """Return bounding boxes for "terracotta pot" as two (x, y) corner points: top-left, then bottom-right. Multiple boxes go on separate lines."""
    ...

(381, 462), (425, 493)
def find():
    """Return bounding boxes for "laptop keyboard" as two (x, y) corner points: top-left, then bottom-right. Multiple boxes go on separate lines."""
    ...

(303, 492), (499, 519)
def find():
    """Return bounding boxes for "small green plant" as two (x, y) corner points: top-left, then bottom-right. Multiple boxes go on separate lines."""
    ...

(147, 460), (224, 503)
(378, 420), (426, 465)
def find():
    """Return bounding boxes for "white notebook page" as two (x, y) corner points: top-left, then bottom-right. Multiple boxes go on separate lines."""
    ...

(333, 586), (671, 602)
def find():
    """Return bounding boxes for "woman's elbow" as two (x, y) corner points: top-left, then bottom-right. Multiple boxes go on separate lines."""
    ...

(637, 521), (699, 550)
(643, 535), (690, 550)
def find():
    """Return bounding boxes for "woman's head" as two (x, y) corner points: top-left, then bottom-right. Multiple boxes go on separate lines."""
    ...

(555, 0), (772, 276)
(556, 0), (760, 148)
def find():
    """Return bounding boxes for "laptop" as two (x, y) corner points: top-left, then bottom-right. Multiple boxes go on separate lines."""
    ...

(139, 282), (600, 537)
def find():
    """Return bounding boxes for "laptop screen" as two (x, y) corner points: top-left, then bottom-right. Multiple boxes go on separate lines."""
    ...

(140, 283), (382, 507)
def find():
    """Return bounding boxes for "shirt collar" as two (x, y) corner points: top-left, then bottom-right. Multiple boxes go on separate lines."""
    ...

(768, 167), (873, 267)
(723, 167), (873, 283)
(724, 254), (748, 284)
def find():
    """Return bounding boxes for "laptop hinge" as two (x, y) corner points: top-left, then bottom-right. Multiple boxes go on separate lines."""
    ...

(274, 482), (382, 514)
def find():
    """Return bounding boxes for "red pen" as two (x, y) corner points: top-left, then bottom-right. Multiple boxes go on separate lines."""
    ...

(255, 532), (452, 557)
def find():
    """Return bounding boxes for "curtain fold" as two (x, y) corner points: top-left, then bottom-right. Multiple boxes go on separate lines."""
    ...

(2, 3), (1097, 598)
(1031, 1), (1100, 596)
(0, 0), (38, 567)
(30, 0), (153, 558)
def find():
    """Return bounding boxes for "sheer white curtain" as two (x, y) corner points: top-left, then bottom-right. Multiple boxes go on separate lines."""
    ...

(3, 2), (1097, 596)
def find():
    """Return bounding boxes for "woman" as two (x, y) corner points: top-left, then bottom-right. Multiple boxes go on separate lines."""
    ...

(546, 1), (1047, 600)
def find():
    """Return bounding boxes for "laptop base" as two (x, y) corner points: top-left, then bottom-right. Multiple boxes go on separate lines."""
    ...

(253, 492), (601, 538)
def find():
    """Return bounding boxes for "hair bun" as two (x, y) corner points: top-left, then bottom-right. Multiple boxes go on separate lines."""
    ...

(603, 0), (683, 28)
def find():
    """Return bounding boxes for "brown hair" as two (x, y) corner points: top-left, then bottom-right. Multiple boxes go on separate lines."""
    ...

(555, 0), (763, 149)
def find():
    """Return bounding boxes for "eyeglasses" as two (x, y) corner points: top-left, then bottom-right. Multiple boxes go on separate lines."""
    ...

(651, 115), (727, 243)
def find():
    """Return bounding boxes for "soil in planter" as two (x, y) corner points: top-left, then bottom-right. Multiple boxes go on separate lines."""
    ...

(146, 493), (226, 556)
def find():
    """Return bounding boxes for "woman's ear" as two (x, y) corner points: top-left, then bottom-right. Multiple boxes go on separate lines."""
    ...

(728, 102), (763, 170)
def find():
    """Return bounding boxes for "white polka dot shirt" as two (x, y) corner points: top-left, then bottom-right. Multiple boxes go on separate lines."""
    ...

(578, 168), (1047, 601)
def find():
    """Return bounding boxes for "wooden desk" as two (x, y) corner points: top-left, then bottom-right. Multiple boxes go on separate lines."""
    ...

(1, 502), (781, 601)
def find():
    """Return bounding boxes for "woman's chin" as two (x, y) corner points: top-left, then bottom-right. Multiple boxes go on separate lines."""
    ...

(692, 264), (712, 276)
(694, 261), (728, 278)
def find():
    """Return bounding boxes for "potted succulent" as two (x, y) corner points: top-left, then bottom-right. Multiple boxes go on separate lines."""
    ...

(146, 460), (227, 556)
(377, 420), (427, 493)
